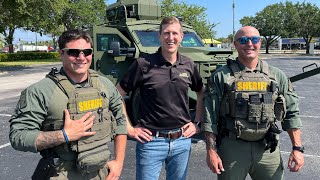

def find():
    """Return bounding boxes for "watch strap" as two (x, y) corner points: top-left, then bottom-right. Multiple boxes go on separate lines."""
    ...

(292, 146), (304, 153)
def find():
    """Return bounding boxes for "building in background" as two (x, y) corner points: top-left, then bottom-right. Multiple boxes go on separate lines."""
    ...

(278, 37), (320, 50)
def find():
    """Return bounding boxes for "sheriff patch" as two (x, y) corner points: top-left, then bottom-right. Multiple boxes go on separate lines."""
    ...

(236, 81), (268, 91)
(78, 98), (103, 112)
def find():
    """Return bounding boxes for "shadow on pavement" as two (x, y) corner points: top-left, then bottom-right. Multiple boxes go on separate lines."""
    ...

(0, 65), (32, 73)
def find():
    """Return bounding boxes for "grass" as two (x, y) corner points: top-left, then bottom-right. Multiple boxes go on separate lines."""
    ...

(0, 59), (61, 68)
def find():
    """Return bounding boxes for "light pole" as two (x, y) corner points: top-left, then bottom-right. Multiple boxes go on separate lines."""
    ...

(35, 32), (38, 51)
(232, 0), (235, 38)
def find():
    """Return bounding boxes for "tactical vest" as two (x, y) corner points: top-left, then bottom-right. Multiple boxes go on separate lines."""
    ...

(42, 68), (116, 174)
(220, 59), (285, 141)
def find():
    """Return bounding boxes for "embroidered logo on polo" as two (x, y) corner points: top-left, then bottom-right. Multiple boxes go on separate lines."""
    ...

(78, 98), (103, 111)
(236, 81), (268, 91)
(179, 72), (189, 78)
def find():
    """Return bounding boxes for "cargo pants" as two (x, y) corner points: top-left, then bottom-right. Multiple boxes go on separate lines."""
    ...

(217, 135), (284, 180)
(32, 158), (109, 180)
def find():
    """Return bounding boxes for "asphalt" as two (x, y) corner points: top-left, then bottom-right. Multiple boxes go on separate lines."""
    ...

(1, 56), (320, 180)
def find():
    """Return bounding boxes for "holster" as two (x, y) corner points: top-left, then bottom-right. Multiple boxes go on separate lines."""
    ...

(264, 123), (282, 153)
(32, 158), (58, 180)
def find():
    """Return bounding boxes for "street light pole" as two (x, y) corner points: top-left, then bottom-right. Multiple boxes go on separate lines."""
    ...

(35, 32), (38, 51)
(233, 0), (235, 38)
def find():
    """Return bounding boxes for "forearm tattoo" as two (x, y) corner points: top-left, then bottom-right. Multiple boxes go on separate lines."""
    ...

(35, 131), (65, 151)
(205, 133), (217, 150)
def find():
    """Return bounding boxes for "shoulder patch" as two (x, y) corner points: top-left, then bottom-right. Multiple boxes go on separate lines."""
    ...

(15, 89), (27, 113)
(288, 79), (294, 92)
(18, 89), (27, 109)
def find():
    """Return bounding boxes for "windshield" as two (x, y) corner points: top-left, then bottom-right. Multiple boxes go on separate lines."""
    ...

(135, 30), (204, 47)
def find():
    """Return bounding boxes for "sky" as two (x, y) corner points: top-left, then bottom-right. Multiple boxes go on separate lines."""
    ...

(12, 0), (320, 44)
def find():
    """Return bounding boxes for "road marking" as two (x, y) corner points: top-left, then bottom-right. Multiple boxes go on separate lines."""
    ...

(0, 114), (11, 117)
(300, 115), (320, 118)
(0, 94), (21, 101)
(0, 143), (11, 149)
(281, 151), (320, 158)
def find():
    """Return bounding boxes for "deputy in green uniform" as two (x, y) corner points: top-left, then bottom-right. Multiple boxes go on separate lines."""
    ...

(202, 26), (304, 180)
(9, 29), (127, 180)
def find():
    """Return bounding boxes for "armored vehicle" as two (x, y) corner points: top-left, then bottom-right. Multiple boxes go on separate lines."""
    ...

(87, 0), (235, 124)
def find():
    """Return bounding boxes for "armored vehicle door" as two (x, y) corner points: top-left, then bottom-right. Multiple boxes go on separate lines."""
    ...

(91, 26), (133, 85)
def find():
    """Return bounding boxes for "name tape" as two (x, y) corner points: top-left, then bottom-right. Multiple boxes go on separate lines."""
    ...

(78, 98), (103, 111)
(236, 81), (268, 91)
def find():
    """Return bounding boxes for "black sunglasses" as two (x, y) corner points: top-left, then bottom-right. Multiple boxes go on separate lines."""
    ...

(237, 36), (261, 45)
(62, 48), (93, 57)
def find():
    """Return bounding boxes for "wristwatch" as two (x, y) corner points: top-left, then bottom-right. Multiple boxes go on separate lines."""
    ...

(292, 146), (305, 153)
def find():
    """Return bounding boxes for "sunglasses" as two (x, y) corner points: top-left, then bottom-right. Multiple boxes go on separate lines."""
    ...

(62, 48), (93, 57)
(237, 36), (261, 45)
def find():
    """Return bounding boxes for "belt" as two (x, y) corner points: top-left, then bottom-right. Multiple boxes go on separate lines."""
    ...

(150, 129), (183, 140)
(223, 129), (264, 142)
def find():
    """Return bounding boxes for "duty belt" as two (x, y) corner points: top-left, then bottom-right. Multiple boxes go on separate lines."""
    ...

(150, 129), (183, 140)
(223, 129), (264, 142)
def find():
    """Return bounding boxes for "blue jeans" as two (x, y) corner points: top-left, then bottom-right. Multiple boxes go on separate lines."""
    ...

(136, 129), (191, 180)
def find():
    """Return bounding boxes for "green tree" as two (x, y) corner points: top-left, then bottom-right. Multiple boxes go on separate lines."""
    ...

(0, 0), (28, 53)
(294, 2), (320, 54)
(60, 0), (106, 30)
(41, 0), (106, 48)
(240, 3), (288, 54)
(282, 1), (300, 38)
(227, 33), (235, 43)
(240, 1), (320, 54)
(0, 0), (106, 53)
(0, 0), (59, 53)
(159, 0), (216, 39)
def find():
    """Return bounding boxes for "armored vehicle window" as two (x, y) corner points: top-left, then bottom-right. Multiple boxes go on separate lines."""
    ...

(135, 30), (204, 47)
(96, 34), (128, 51)
(181, 32), (204, 47)
(135, 31), (161, 47)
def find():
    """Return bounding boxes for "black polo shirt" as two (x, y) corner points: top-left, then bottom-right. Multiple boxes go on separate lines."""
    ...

(119, 48), (203, 130)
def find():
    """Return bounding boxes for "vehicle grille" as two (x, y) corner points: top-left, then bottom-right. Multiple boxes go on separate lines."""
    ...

(197, 59), (227, 84)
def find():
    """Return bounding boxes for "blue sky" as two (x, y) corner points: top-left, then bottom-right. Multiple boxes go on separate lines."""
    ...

(13, 0), (320, 44)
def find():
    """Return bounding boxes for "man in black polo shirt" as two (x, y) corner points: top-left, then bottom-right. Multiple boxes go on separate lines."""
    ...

(116, 16), (204, 180)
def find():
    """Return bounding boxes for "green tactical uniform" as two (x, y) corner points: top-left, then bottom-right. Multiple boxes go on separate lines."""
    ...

(9, 68), (127, 180)
(202, 59), (302, 180)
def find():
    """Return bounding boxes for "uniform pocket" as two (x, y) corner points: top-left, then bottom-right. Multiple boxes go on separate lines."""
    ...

(248, 103), (262, 123)
(77, 145), (110, 174)
(261, 104), (275, 123)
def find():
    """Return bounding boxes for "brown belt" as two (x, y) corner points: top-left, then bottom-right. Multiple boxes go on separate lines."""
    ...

(151, 129), (183, 140)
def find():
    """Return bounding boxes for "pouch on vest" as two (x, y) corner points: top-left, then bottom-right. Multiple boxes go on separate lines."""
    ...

(222, 60), (280, 141)
(274, 94), (286, 121)
(77, 143), (111, 175)
(235, 120), (270, 141)
(45, 68), (116, 174)
(248, 93), (275, 123)
(234, 92), (249, 119)
(235, 92), (275, 141)
(70, 89), (115, 174)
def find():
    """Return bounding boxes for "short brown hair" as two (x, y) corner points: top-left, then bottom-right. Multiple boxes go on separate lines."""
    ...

(58, 29), (93, 50)
(159, 16), (183, 33)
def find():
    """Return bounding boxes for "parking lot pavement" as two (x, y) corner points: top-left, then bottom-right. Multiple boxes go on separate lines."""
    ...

(1, 57), (320, 179)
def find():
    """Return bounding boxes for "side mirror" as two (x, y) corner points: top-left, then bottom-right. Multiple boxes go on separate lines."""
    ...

(109, 41), (121, 56)
(108, 41), (135, 58)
